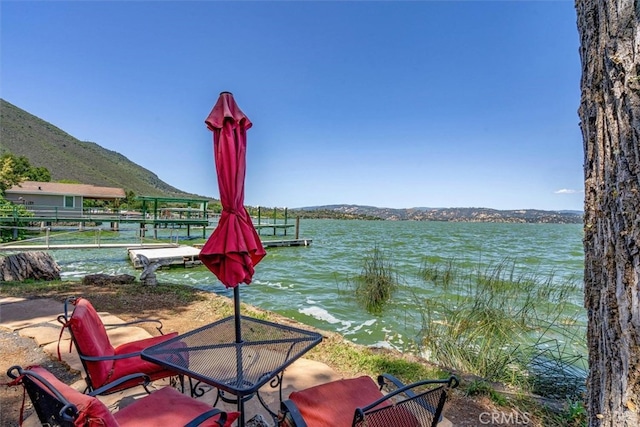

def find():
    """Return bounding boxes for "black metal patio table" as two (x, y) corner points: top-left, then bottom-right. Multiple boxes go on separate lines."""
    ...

(141, 315), (323, 426)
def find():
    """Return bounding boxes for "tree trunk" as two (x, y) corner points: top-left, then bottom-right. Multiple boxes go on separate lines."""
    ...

(576, 0), (640, 425)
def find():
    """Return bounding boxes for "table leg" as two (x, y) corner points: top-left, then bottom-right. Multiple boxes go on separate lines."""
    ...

(218, 389), (253, 426)
(255, 372), (284, 424)
(238, 399), (244, 426)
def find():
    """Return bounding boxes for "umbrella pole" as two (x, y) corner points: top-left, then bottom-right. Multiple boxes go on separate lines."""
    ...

(233, 287), (244, 425)
(234, 286), (242, 343)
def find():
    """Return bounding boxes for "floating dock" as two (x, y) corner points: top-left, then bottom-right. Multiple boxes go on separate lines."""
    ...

(130, 239), (313, 269)
(0, 243), (177, 251)
(1, 238), (312, 255)
(191, 239), (313, 250)
(129, 245), (202, 269)
(255, 223), (296, 235)
(262, 238), (312, 248)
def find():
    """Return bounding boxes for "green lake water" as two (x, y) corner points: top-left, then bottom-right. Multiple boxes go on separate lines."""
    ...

(35, 219), (585, 353)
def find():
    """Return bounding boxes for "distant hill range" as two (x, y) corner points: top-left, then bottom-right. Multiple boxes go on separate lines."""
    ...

(0, 99), (582, 223)
(295, 205), (583, 223)
(0, 99), (201, 199)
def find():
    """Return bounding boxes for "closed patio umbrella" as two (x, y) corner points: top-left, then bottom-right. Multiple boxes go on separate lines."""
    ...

(199, 91), (266, 343)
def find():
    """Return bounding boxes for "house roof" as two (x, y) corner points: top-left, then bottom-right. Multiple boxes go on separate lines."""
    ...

(6, 181), (126, 199)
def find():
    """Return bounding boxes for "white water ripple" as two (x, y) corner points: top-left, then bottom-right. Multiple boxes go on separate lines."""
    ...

(299, 306), (377, 336)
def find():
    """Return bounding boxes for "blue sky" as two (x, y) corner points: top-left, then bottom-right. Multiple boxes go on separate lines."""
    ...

(1, 1), (583, 211)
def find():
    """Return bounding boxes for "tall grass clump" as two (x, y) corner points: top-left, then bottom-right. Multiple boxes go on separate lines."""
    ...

(416, 258), (587, 400)
(352, 246), (399, 315)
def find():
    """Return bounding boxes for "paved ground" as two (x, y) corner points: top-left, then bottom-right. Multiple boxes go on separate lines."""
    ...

(0, 297), (452, 427)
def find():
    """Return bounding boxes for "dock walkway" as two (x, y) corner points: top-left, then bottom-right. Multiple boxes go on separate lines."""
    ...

(129, 246), (202, 268)
(128, 240), (313, 269)
(0, 242), (176, 251)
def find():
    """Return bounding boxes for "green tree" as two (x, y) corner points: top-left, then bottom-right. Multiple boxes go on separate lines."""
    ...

(29, 166), (51, 182)
(0, 154), (51, 195)
(121, 190), (142, 210)
(0, 155), (23, 195)
(4, 154), (50, 181)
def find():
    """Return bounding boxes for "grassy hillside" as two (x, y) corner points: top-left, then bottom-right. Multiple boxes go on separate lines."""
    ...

(0, 99), (207, 199)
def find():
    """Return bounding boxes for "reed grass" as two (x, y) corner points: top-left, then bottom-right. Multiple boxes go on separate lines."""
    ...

(416, 258), (587, 400)
(352, 245), (399, 314)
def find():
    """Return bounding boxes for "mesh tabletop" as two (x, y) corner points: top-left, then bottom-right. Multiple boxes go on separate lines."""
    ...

(141, 315), (322, 396)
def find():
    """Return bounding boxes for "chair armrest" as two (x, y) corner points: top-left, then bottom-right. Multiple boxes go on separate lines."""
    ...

(7, 366), (79, 423)
(279, 399), (308, 427)
(377, 373), (415, 397)
(377, 374), (459, 400)
(88, 373), (151, 396)
(359, 375), (459, 415)
(184, 408), (227, 427)
(79, 350), (144, 361)
(103, 318), (165, 335)
(7, 366), (72, 404)
(62, 297), (75, 322)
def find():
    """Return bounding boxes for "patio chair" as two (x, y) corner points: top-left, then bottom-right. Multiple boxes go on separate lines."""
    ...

(6, 365), (239, 427)
(57, 296), (182, 394)
(279, 374), (458, 427)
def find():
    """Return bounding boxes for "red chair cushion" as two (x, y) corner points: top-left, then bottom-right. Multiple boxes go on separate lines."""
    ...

(106, 332), (179, 392)
(27, 366), (118, 427)
(114, 386), (240, 427)
(69, 298), (116, 388)
(69, 297), (179, 391)
(288, 376), (386, 427)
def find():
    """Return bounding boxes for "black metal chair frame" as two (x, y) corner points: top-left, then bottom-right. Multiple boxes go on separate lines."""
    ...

(280, 374), (459, 427)
(6, 365), (227, 427)
(57, 296), (184, 394)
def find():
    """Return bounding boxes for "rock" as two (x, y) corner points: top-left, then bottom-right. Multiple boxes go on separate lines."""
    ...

(0, 252), (61, 282)
(82, 274), (136, 286)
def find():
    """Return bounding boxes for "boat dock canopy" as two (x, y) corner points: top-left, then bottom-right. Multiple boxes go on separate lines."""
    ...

(136, 196), (210, 219)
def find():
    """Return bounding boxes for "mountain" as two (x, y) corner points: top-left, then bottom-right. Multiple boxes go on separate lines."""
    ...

(0, 100), (583, 223)
(0, 99), (205, 199)
(295, 205), (583, 223)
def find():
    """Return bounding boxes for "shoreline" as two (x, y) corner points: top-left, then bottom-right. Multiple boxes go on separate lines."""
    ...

(0, 280), (573, 427)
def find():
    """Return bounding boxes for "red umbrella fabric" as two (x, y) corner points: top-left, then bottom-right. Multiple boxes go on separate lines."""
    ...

(199, 92), (266, 288)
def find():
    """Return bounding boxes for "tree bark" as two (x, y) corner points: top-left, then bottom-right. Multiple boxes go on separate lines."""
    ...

(0, 252), (61, 282)
(576, 0), (640, 425)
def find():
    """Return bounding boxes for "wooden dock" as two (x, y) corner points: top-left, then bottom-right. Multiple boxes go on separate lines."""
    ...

(262, 238), (313, 247)
(192, 238), (313, 250)
(128, 239), (312, 268)
(128, 246), (202, 269)
(255, 223), (296, 235)
(1, 236), (312, 271)
(0, 243), (177, 251)
(0, 238), (312, 253)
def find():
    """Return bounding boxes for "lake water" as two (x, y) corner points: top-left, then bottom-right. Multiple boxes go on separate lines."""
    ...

(34, 219), (585, 352)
